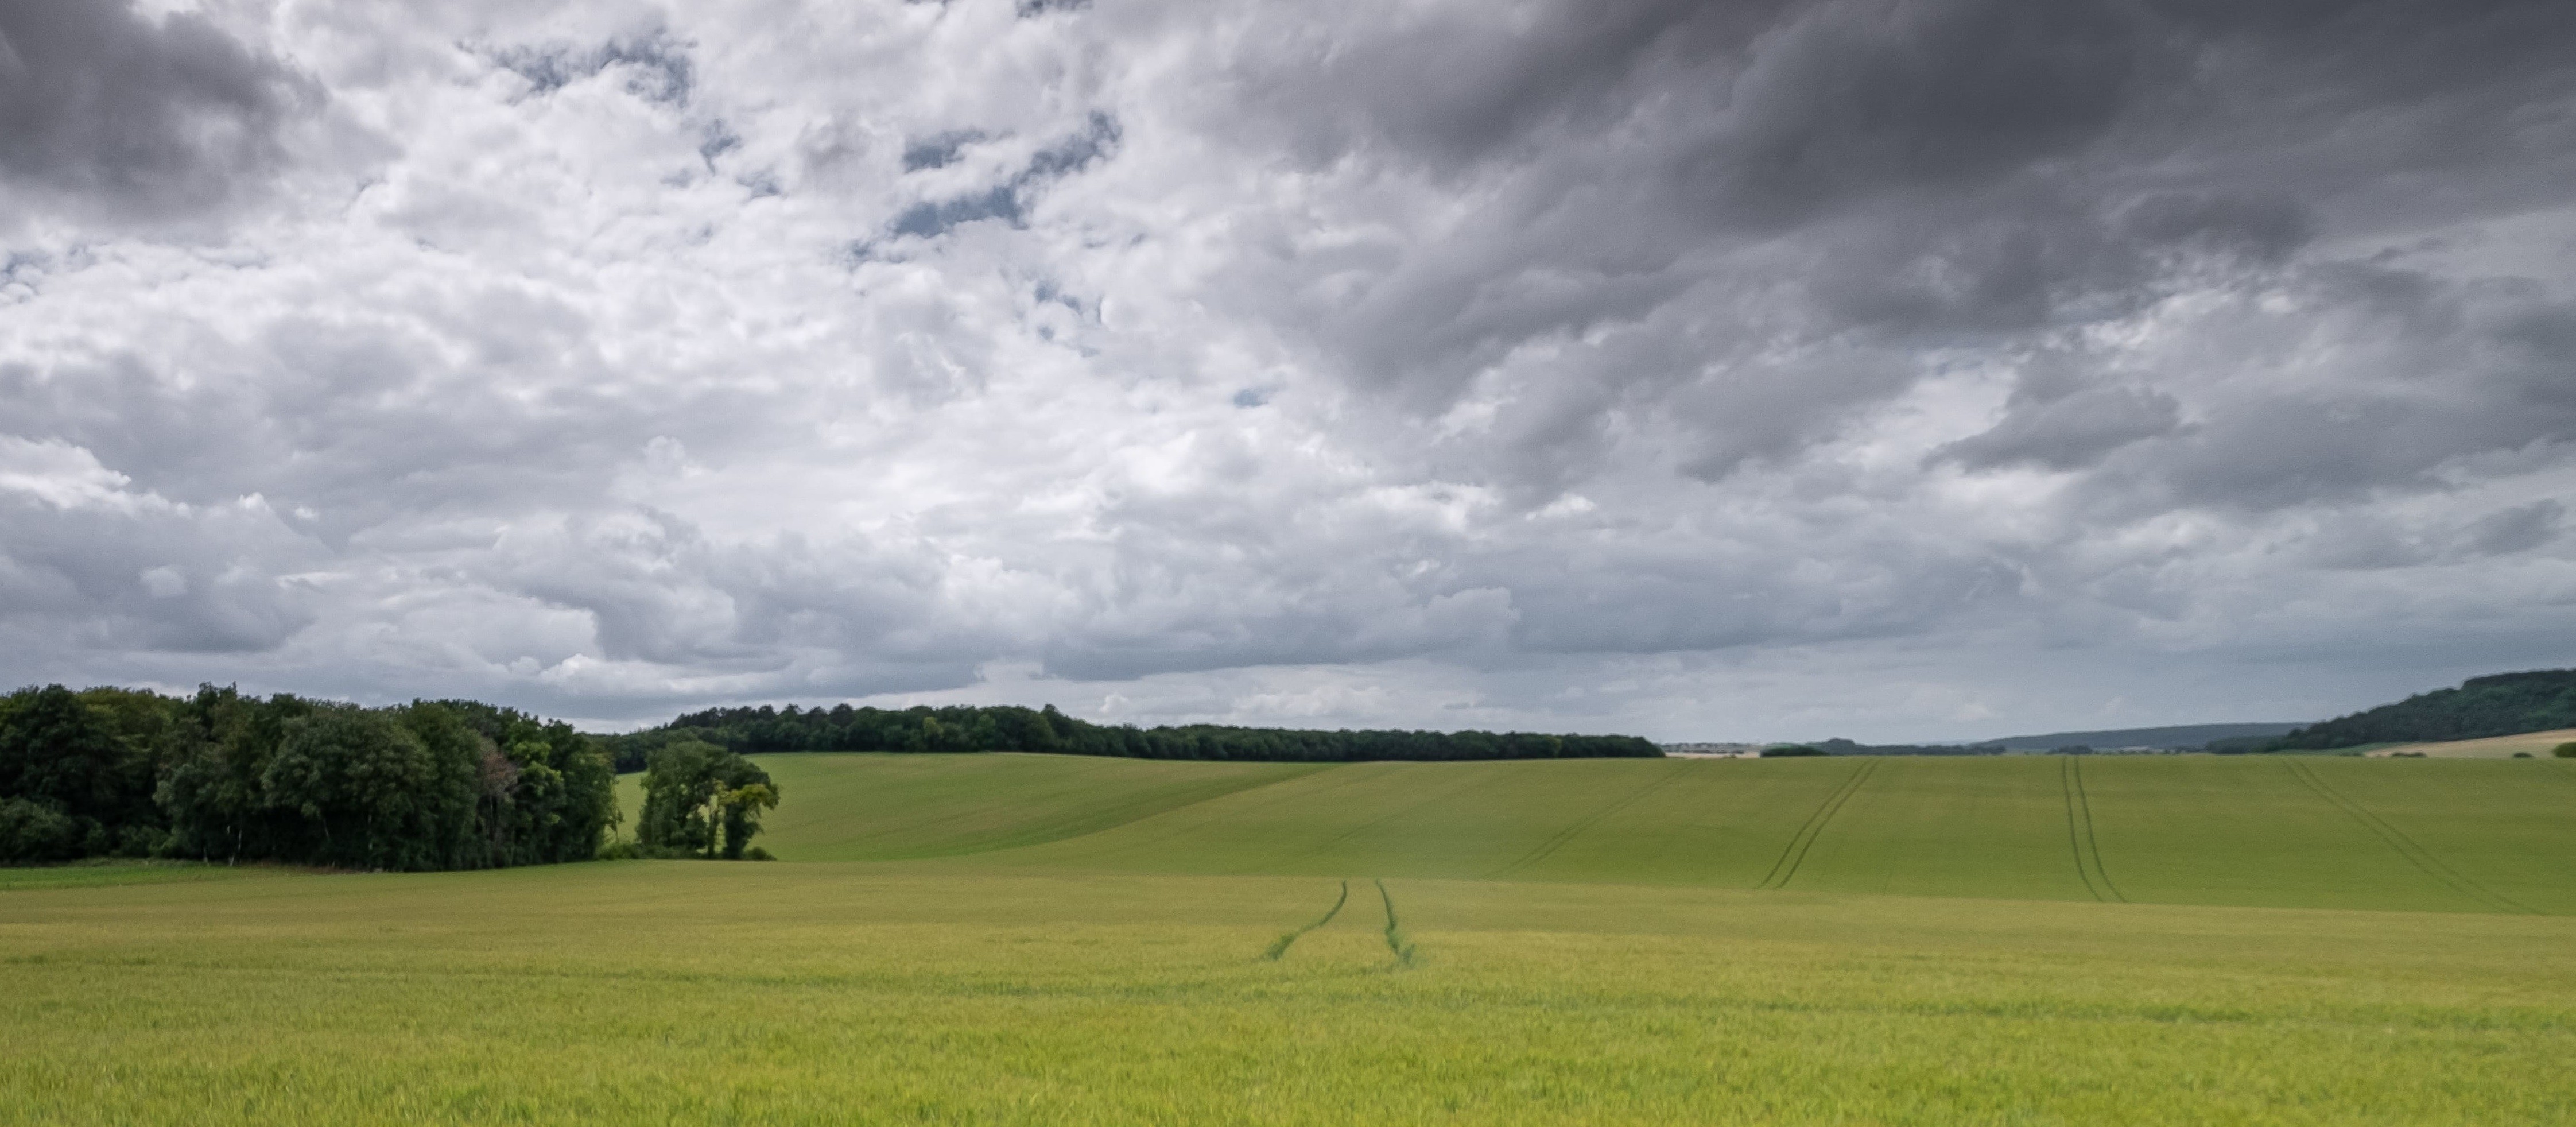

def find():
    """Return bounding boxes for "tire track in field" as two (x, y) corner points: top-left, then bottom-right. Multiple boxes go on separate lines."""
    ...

(1262, 880), (1350, 961)
(2282, 758), (2538, 915)
(2059, 758), (2127, 903)
(1757, 760), (1879, 891)
(1374, 878), (1419, 967)
(1489, 769), (1683, 879)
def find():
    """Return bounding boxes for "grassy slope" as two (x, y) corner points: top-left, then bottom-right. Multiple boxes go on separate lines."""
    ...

(0, 862), (292, 892)
(2376, 726), (2576, 758)
(6, 862), (2575, 1125)
(932, 753), (2576, 913)
(614, 753), (1325, 858)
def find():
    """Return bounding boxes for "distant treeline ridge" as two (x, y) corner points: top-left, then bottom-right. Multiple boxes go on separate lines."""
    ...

(2265, 669), (2576, 750)
(604, 702), (1663, 771)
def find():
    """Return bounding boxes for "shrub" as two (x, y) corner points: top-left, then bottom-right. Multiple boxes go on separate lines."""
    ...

(1760, 745), (1828, 758)
(0, 797), (86, 863)
(2555, 742), (2576, 758)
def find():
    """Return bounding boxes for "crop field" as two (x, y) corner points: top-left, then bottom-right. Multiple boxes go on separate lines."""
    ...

(792, 753), (2575, 915)
(2375, 727), (2576, 758)
(14, 753), (2576, 1124)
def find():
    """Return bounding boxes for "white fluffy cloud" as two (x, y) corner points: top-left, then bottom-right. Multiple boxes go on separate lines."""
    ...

(2, 0), (2573, 741)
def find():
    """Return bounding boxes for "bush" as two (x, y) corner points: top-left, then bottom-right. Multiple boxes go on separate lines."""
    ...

(598, 839), (757, 861)
(2515, 752), (2534, 758)
(2555, 742), (2576, 759)
(0, 798), (86, 863)
(1760, 745), (1828, 758)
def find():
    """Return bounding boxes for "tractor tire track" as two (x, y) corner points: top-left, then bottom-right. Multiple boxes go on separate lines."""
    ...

(1758, 760), (1878, 891)
(2283, 758), (2536, 915)
(2060, 758), (2127, 903)
(1263, 880), (1350, 961)
(1491, 769), (1683, 879)
(1374, 878), (1419, 968)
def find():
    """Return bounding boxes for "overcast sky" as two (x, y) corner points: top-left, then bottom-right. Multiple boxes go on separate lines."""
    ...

(3, 0), (2573, 741)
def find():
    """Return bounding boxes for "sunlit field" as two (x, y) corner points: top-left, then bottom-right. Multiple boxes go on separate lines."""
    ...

(17, 753), (2576, 1124)
(2375, 727), (2576, 758)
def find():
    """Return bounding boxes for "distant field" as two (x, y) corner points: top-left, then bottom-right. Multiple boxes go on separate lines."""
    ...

(15, 752), (2576, 1124)
(727, 753), (2576, 915)
(2373, 727), (2576, 759)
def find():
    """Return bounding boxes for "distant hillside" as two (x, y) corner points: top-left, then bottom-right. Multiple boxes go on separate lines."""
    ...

(1812, 738), (1997, 757)
(1983, 722), (2307, 751)
(2269, 669), (2576, 751)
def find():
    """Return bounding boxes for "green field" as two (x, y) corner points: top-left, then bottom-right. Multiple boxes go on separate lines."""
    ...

(730, 753), (2576, 915)
(15, 753), (2576, 1123)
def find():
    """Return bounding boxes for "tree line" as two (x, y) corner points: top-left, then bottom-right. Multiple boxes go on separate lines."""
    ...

(1, 684), (615, 869)
(601, 702), (1663, 770)
(2265, 668), (2576, 750)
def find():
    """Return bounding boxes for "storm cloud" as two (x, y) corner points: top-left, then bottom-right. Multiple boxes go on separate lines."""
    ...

(0, 0), (317, 226)
(1, 0), (2572, 739)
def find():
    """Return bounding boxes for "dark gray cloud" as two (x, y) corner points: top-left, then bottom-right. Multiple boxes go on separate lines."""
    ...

(0, 0), (309, 224)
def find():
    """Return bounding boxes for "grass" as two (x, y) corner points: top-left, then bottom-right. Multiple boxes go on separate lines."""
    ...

(613, 752), (1322, 858)
(0, 859), (296, 892)
(921, 754), (2576, 913)
(2373, 727), (2576, 758)
(13, 751), (2576, 1123)
(6, 862), (2575, 1124)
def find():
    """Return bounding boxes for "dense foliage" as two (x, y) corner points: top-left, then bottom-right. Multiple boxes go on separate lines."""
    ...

(634, 740), (777, 859)
(607, 703), (1663, 770)
(2267, 669), (2576, 750)
(1, 684), (615, 869)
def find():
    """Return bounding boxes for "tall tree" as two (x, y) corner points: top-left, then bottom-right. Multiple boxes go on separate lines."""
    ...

(637, 740), (777, 858)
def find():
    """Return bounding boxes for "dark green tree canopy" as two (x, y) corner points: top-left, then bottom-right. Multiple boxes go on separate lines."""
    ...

(637, 741), (777, 859)
(608, 702), (1661, 770)
(2, 683), (615, 870)
(2268, 669), (2576, 751)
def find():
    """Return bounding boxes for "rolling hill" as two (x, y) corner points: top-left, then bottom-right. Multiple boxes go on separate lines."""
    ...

(733, 752), (2576, 915)
(1977, 721), (2307, 750)
(2272, 668), (2576, 750)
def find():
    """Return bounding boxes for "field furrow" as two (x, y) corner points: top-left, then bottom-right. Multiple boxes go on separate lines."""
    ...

(2282, 758), (2537, 915)
(1759, 760), (1877, 890)
(1263, 880), (1351, 960)
(2061, 758), (2125, 902)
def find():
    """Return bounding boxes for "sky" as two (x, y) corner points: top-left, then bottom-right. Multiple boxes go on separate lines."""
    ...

(2, 0), (2573, 742)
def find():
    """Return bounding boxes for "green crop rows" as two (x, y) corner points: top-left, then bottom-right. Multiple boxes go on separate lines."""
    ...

(16, 752), (2576, 1124)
